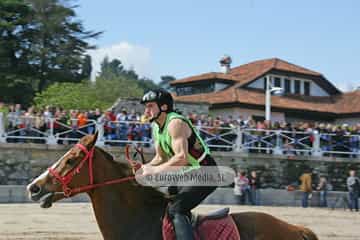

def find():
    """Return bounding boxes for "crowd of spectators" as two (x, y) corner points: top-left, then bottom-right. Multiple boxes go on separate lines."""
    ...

(0, 103), (150, 145)
(186, 112), (360, 156)
(0, 102), (359, 157)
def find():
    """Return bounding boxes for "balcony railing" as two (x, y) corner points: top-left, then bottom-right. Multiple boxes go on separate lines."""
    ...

(0, 114), (359, 158)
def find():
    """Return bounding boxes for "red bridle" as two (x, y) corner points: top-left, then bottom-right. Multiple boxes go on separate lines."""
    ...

(48, 143), (141, 197)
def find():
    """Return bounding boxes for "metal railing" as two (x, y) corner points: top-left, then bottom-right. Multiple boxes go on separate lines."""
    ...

(0, 114), (359, 158)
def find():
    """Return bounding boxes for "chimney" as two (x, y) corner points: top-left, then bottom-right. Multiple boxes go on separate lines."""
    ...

(219, 55), (232, 74)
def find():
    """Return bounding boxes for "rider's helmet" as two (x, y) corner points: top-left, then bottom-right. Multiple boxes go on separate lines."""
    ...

(140, 89), (174, 113)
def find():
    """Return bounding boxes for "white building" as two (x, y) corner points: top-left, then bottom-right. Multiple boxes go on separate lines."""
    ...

(171, 58), (360, 123)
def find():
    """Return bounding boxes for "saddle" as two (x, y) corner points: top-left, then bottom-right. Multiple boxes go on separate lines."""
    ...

(162, 208), (240, 240)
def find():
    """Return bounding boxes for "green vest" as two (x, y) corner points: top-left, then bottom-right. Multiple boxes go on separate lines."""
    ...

(152, 112), (210, 168)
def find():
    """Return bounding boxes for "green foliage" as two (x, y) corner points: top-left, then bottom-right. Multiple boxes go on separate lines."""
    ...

(25, 0), (102, 92)
(0, 0), (101, 104)
(34, 82), (96, 110)
(137, 77), (159, 91)
(0, 0), (36, 105)
(0, 74), (35, 105)
(34, 77), (143, 110)
(98, 57), (158, 91)
(34, 56), (160, 110)
(159, 75), (176, 91)
(160, 75), (176, 85)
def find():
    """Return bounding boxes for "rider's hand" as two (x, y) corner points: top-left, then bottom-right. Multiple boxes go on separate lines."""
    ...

(140, 164), (157, 176)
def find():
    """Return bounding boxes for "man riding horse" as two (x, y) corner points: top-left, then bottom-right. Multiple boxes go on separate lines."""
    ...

(139, 89), (218, 240)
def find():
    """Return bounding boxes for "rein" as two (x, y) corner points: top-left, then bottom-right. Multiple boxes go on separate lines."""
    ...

(48, 144), (142, 197)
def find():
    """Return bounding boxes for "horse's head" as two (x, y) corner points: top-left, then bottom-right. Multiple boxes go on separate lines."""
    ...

(27, 132), (98, 208)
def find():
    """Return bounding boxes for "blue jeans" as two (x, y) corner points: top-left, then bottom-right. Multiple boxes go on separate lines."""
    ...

(250, 188), (260, 205)
(238, 189), (252, 204)
(349, 191), (359, 211)
(319, 191), (327, 207)
(302, 192), (309, 208)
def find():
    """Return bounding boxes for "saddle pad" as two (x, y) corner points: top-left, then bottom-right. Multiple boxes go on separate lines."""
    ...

(162, 214), (240, 240)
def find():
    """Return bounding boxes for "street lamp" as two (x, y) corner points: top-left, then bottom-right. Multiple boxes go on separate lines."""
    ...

(265, 76), (283, 121)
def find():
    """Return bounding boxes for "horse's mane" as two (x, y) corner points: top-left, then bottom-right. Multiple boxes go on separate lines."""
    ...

(95, 146), (168, 205)
(95, 146), (115, 160)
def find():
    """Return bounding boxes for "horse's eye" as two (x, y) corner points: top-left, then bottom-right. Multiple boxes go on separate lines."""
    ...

(66, 158), (76, 166)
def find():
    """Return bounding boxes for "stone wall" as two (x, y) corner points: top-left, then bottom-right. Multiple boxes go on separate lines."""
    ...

(0, 185), (350, 209)
(1, 143), (360, 191)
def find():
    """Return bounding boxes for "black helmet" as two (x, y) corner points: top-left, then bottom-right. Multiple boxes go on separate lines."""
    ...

(140, 89), (173, 113)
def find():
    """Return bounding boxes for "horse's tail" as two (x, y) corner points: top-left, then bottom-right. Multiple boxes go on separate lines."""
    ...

(300, 226), (319, 240)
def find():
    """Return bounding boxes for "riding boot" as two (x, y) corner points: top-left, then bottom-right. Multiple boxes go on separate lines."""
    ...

(172, 213), (194, 240)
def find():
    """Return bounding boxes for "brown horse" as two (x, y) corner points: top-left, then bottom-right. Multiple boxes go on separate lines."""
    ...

(27, 133), (318, 240)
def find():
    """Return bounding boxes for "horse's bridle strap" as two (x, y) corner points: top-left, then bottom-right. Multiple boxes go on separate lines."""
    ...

(48, 143), (95, 197)
(48, 143), (137, 197)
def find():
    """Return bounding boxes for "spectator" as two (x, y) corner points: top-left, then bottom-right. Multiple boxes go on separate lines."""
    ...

(233, 170), (242, 204)
(116, 109), (128, 122)
(127, 109), (138, 121)
(2, 104), (360, 160)
(234, 170), (251, 204)
(236, 115), (245, 127)
(77, 111), (89, 135)
(316, 175), (328, 207)
(346, 169), (360, 212)
(43, 105), (52, 125)
(249, 170), (261, 205)
(0, 101), (8, 134)
(87, 110), (97, 134)
(94, 108), (102, 121)
(299, 168), (312, 208)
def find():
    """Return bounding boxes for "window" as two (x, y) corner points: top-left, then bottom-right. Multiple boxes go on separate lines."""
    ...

(176, 83), (215, 96)
(304, 81), (310, 96)
(294, 80), (301, 94)
(263, 77), (267, 90)
(274, 77), (281, 87)
(284, 78), (291, 93)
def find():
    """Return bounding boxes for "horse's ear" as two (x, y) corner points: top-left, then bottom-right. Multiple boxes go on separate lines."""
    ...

(90, 131), (98, 147)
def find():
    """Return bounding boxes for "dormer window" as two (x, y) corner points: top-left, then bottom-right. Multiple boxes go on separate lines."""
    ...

(304, 81), (310, 96)
(175, 80), (231, 96)
(294, 80), (301, 94)
(274, 77), (281, 87)
(284, 78), (291, 93)
(255, 75), (319, 96)
(175, 82), (215, 96)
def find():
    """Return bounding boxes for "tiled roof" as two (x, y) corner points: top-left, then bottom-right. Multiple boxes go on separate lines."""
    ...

(170, 72), (238, 84)
(171, 58), (357, 115)
(171, 58), (322, 86)
(333, 90), (360, 114)
(173, 88), (360, 114)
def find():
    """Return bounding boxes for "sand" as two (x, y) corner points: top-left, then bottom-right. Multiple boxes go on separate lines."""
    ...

(0, 203), (358, 239)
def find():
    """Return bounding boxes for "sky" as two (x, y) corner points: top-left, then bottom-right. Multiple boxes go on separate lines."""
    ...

(76, 0), (360, 91)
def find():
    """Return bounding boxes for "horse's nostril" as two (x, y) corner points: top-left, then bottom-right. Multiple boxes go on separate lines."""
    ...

(29, 184), (41, 194)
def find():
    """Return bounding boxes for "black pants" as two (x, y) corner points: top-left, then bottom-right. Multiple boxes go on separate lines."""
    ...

(168, 155), (218, 218)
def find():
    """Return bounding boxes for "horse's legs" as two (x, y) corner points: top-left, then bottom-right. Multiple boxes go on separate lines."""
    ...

(231, 212), (318, 240)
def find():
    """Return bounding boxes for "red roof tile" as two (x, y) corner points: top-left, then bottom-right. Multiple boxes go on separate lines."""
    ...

(171, 58), (322, 86)
(171, 58), (357, 115)
(333, 90), (360, 114)
(173, 88), (360, 114)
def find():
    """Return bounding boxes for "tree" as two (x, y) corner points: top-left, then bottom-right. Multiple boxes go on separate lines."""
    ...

(79, 54), (92, 81)
(0, 0), (36, 105)
(34, 78), (143, 110)
(34, 82), (97, 109)
(159, 75), (176, 91)
(98, 56), (124, 80)
(137, 77), (159, 91)
(98, 57), (158, 91)
(25, 0), (102, 92)
(0, 0), (102, 105)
